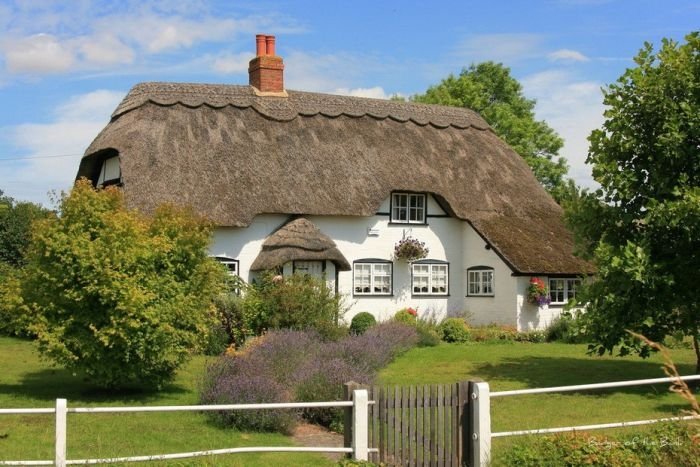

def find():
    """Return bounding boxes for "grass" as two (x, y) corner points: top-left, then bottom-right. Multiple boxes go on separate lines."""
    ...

(379, 341), (699, 460)
(0, 337), (333, 466)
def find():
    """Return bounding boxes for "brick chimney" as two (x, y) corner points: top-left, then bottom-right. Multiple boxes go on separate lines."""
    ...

(248, 34), (285, 95)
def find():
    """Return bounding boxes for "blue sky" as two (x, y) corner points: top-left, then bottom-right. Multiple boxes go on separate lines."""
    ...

(0, 0), (698, 206)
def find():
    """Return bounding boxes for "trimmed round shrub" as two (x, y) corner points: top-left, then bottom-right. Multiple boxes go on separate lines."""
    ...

(393, 308), (417, 325)
(350, 312), (377, 335)
(439, 318), (471, 343)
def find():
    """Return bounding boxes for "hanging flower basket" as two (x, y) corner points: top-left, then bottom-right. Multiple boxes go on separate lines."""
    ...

(527, 277), (551, 306)
(393, 236), (429, 262)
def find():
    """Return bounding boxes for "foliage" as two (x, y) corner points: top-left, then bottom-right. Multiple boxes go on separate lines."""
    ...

(0, 264), (32, 337)
(393, 307), (418, 325)
(242, 271), (346, 339)
(439, 318), (471, 343)
(565, 32), (700, 371)
(0, 190), (50, 267)
(546, 311), (588, 343)
(500, 423), (700, 467)
(201, 323), (419, 432)
(393, 236), (428, 262)
(526, 277), (550, 306)
(350, 312), (377, 335)
(412, 62), (569, 196)
(337, 460), (384, 467)
(16, 179), (226, 388)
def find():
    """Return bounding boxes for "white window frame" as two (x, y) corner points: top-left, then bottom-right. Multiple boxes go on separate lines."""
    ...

(467, 267), (494, 296)
(549, 278), (581, 305)
(353, 261), (393, 296)
(391, 192), (426, 224)
(213, 256), (239, 276)
(412, 261), (449, 296)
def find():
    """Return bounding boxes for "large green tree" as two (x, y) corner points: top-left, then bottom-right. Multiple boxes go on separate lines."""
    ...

(412, 62), (569, 195)
(14, 180), (227, 388)
(0, 190), (50, 267)
(567, 33), (700, 371)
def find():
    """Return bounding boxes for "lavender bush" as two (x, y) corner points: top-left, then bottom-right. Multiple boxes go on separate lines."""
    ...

(200, 322), (419, 432)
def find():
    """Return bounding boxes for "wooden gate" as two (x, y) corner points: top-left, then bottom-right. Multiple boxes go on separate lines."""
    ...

(345, 381), (470, 466)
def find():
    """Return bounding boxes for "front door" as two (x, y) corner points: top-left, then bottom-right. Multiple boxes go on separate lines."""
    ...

(293, 260), (324, 279)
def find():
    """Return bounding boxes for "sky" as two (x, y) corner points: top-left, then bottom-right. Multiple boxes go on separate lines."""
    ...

(0, 0), (698, 206)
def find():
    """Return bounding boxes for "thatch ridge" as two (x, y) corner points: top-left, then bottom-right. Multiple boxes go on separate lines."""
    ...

(250, 218), (351, 271)
(78, 82), (592, 275)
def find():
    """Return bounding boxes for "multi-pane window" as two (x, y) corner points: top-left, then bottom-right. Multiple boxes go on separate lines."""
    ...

(97, 156), (121, 186)
(549, 278), (581, 304)
(468, 267), (494, 296)
(391, 193), (426, 224)
(213, 256), (239, 276)
(353, 261), (392, 295)
(412, 262), (448, 295)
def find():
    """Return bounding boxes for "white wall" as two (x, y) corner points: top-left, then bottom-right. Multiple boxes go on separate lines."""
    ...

(210, 195), (538, 327)
(461, 224), (519, 328)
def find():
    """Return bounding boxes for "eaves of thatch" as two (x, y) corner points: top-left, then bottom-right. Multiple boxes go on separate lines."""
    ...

(250, 217), (351, 272)
(77, 82), (594, 276)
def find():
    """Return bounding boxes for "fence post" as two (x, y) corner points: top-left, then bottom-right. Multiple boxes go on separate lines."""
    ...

(343, 381), (361, 454)
(468, 381), (491, 467)
(352, 389), (369, 461)
(55, 398), (67, 467)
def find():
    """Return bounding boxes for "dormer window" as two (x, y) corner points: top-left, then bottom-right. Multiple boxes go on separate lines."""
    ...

(391, 192), (426, 224)
(97, 156), (121, 187)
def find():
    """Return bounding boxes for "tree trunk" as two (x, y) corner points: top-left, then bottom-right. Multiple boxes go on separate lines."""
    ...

(694, 334), (700, 375)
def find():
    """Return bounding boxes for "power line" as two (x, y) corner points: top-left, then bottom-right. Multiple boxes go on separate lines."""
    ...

(0, 153), (82, 162)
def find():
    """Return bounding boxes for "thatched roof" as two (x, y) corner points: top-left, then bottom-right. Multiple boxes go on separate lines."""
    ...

(250, 217), (351, 271)
(77, 82), (593, 275)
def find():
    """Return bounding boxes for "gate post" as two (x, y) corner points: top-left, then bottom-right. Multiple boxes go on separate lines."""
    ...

(468, 381), (491, 467)
(352, 389), (369, 461)
(343, 381), (362, 455)
(55, 398), (67, 467)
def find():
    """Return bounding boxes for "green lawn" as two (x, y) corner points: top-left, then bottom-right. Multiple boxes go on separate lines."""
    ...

(379, 341), (698, 459)
(0, 337), (333, 466)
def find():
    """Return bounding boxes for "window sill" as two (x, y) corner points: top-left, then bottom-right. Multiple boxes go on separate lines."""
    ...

(466, 294), (495, 298)
(411, 294), (450, 298)
(353, 294), (394, 298)
(388, 222), (428, 227)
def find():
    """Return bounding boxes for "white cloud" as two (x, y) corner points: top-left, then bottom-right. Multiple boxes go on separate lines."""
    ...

(2, 90), (125, 206)
(4, 33), (74, 73)
(548, 49), (589, 62)
(212, 51), (254, 74)
(333, 87), (389, 99)
(522, 70), (604, 189)
(454, 34), (543, 63)
(78, 33), (134, 66)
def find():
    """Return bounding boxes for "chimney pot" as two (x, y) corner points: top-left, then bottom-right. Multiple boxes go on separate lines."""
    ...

(265, 35), (276, 56)
(255, 34), (266, 56)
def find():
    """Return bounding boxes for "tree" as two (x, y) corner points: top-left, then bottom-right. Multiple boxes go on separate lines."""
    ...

(566, 33), (700, 371)
(0, 190), (50, 267)
(412, 62), (569, 195)
(16, 179), (226, 388)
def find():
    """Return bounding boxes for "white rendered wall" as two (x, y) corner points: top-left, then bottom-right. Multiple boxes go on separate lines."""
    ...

(461, 224), (519, 328)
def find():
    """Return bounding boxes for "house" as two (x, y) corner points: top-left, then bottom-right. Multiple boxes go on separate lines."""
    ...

(76, 34), (593, 330)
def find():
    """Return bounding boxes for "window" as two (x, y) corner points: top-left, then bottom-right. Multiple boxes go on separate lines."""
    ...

(412, 260), (449, 295)
(353, 260), (392, 295)
(549, 278), (581, 304)
(97, 156), (121, 186)
(213, 256), (239, 276)
(391, 193), (426, 224)
(467, 267), (494, 296)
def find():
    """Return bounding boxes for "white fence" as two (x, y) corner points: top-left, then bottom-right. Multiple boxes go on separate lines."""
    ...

(467, 374), (700, 467)
(0, 389), (373, 466)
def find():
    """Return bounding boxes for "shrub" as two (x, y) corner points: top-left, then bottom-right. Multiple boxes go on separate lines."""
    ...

(350, 312), (377, 335)
(416, 324), (441, 347)
(545, 311), (587, 343)
(393, 308), (417, 325)
(439, 318), (471, 343)
(242, 271), (346, 339)
(17, 180), (226, 389)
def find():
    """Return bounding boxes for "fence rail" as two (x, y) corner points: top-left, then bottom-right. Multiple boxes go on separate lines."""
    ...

(470, 374), (700, 467)
(0, 390), (371, 467)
